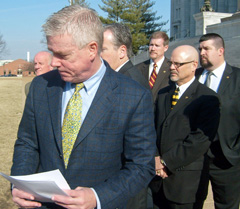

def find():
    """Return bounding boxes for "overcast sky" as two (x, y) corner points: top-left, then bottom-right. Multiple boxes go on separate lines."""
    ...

(0, 0), (170, 61)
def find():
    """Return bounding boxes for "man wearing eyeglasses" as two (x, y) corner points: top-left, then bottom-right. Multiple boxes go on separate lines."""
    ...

(136, 31), (171, 102)
(150, 45), (220, 209)
(196, 33), (240, 209)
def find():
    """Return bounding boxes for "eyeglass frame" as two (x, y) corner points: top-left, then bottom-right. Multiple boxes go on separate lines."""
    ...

(167, 60), (194, 69)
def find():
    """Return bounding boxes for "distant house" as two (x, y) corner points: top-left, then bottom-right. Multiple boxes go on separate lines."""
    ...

(0, 59), (35, 77)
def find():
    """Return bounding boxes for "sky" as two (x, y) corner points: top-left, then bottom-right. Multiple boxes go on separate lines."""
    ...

(0, 0), (170, 61)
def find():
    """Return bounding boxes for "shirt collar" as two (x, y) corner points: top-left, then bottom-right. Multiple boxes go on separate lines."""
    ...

(150, 57), (165, 67)
(176, 76), (195, 96)
(203, 61), (226, 78)
(67, 58), (106, 94)
(115, 60), (130, 72)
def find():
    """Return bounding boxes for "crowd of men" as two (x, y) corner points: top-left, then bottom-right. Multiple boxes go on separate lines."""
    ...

(10, 4), (240, 209)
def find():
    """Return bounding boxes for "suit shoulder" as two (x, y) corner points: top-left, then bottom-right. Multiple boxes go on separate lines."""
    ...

(197, 81), (219, 97)
(135, 59), (150, 68)
(114, 69), (150, 95)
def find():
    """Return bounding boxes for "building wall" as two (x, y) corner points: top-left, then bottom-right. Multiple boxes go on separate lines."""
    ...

(170, 0), (238, 40)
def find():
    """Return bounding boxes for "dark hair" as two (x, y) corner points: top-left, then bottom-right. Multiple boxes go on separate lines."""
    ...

(150, 31), (169, 46)
(199, 33), (225, 49)
(104, 23), (133, 58)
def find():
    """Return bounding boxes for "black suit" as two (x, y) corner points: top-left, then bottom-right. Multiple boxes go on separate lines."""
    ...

(119, 60), (149, 90)
(196, 63), (240, 209)
(152, 79), (220, 209)
(136, 58), (171, 101)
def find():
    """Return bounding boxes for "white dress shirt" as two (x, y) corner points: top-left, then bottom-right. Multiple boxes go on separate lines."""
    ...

(176, 76), (195, 99)
(148, 57), (165, 79)
(198, 62), (226, 93)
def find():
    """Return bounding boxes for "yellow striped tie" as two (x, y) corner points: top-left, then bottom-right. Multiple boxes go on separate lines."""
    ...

(62, 83), (84, 168)
(171, 87), (179, 109)
(149, 63), (157, 89)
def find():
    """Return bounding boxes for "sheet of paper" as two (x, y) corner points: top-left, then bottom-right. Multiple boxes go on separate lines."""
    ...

(0, 169), (70, 203)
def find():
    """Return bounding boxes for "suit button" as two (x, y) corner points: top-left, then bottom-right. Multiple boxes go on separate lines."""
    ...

(59, 154), (63, 158)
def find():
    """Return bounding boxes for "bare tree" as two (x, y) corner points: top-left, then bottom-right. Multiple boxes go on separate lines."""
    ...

(0, 33), (7, 58)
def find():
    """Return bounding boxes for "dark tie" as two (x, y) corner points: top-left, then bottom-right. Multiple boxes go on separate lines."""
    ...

(149, 63), (157, 89)
(204, 71), (214, 87)
(171, 87), (179, 109)
(62, 83), (84, 168)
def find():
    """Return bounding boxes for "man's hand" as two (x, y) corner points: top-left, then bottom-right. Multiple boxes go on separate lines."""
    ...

(155, 156), (168, 179)
(12, 188), (42, 208)
(52, 187), (97, 209)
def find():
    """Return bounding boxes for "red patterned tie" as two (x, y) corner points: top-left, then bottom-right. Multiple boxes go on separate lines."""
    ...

(149, 63), (157, 89)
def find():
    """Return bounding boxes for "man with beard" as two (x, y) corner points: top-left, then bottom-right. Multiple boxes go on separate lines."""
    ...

(136, 31), (171, 102)
(152, 45), (220, 209)
(196, 33), (240, 209)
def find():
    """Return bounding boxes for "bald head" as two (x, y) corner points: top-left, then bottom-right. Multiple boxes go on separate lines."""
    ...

(172, 45), (199, 63)
(170, 45), (199, 86)
(34, 51), (53, 76)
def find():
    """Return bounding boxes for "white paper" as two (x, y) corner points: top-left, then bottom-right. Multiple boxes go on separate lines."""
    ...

(0, 169), (70, 203)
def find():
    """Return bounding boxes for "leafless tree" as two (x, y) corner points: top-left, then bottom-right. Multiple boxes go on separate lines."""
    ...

(0, 33), (7, 58)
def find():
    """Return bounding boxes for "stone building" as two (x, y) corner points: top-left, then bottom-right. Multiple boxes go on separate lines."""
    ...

(170, 0), (238, 40)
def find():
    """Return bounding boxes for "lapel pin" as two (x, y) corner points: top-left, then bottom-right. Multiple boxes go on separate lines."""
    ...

(163, 71), (166, 73)
(185, 96), (189, 99)
(226, 76), (229, 79)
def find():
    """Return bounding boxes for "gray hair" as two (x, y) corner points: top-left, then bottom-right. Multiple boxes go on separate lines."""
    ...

(104, 23), (133, 58)
(42, 5), (103, 53)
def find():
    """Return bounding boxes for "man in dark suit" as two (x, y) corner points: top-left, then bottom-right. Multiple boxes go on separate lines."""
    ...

(152, 45), (220, 209)
(101, 23), (149, 90)
(136, 31), (171, 101)
(101, 23), (150, 209)
(11, 5), (156, 209)
(196, 33), (240, 209)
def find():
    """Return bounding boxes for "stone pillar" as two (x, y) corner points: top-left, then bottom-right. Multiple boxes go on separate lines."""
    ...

(194, 12), (233, 36)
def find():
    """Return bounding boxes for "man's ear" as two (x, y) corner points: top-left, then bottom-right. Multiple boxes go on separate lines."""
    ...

(88, 41), (98, 60)
(164, 45), (169, 52)
(218, 47), (224, 57)
(118, 45), (127, 59)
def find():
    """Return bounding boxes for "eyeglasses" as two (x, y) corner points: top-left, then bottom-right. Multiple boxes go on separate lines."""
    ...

(167, 60), (194, 68)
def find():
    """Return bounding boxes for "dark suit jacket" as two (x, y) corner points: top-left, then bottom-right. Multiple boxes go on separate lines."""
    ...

(196, 63), (240, 166)
(11, 64), (156, 209)
(153, 79), (220, 204)
(136, 58), (171, 101)
(119, 60), (149, 90)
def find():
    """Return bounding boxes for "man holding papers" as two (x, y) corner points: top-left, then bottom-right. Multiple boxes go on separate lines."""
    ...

(10, 5), (156, 209)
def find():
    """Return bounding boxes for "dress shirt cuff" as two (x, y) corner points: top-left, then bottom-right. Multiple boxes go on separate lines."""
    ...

(91, 188), (101, 209)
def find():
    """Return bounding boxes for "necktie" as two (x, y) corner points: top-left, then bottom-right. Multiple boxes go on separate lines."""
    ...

(149, 63), (157, 89)
(171, 87), (179, 109)
(204, 71), (214, 87)
(62, 83), (84, 168)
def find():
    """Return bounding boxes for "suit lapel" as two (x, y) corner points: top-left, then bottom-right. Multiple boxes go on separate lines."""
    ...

(152, 58), (170, 96)
(168, 80), (198, 117)
(217, 64), (232, 95)
(73, 67), (118, 149)
(164, 86), (174, 116)
(47, 75), (65, 154)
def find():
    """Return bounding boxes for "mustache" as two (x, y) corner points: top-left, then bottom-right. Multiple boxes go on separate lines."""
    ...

(170, 70), (178, 75)
(200, 55), (207, 59)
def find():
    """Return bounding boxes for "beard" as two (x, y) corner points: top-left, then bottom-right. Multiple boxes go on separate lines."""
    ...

(200, 56), (213, 69)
